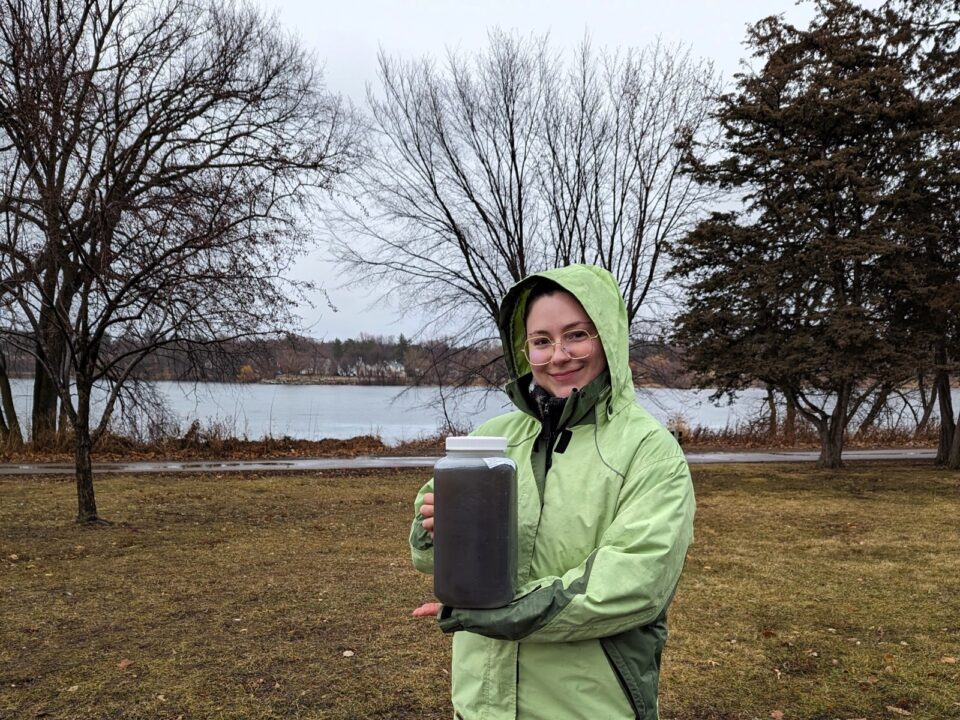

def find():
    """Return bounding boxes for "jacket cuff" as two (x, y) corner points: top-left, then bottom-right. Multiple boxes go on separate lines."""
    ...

(438, 605), (463, 633)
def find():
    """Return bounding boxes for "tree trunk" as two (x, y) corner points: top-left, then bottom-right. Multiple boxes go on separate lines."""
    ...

(57, 379), (72, 443)
(949, 405), (960, 470)
(0, 349), (24, 448)
(32, 355), (59, 445)
(934, 351), (954, 465)
(766, 386), (778, 437)
(817, 421), (845, 468)
(916, 382), (938, 435)
(784, 397), (797, 444)
(32, 258), (71, 448)
(817, 384), (849, 469)
(856, 384), (891, 437)
(74, 382), (99, 524)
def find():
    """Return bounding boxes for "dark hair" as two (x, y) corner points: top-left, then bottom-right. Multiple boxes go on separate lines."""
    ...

(522, 279), (567, 322)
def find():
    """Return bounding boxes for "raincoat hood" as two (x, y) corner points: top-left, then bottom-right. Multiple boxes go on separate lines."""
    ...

(498, 264), (634, 414)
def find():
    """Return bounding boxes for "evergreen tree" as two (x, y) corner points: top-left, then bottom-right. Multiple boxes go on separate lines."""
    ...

(672, 0), (928, 467)
(888, 0), (960, 466)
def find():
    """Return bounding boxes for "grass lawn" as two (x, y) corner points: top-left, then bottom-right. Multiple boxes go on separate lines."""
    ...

(1, 463), (958, 720)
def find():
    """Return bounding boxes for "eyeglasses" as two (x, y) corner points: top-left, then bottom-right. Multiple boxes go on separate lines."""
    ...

(522, 329), (599, 366)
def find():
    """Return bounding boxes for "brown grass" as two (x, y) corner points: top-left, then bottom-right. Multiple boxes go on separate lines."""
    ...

(0, 433), (446, 465)
(1, 464), (958, 719)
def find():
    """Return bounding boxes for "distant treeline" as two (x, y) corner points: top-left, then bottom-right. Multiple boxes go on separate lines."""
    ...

(3, 333), (693, 388)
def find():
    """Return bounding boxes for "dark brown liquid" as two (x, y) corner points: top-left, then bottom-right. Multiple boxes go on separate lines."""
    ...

(433, 458), (517, 609)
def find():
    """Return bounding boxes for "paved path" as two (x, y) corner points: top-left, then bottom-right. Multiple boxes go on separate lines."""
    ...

(0, 448), (937, 475)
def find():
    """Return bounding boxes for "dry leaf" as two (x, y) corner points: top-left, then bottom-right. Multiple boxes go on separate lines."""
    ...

(771, 710), (784, 720)
(940, 656), (957, 664)
(886, 707), (912, 716)
(342, 650), (354, 657)
(883, 652), (895, 663)
(117, 658), (133, 670)
(66, 686), (78, 693)
(156, 694), (166, 702)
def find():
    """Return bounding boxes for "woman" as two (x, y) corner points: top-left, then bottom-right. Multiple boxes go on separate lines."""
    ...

(410, 264), (695, 720)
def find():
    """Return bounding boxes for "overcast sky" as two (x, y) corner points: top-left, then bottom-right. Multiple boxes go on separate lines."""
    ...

(269, 0), (884, 341)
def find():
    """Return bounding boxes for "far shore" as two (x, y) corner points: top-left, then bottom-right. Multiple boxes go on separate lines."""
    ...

(258, 373), (686, 389)
(260, 373), (409, 386)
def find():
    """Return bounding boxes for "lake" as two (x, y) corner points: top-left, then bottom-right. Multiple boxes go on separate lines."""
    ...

(5, 379), (956, 444)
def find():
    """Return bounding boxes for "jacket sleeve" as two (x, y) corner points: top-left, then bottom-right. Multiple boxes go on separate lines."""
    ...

(437, 454), (695, 643)
(409, 477), (435, 574)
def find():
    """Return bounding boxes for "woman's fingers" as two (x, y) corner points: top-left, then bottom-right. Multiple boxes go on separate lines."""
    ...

(420, 493), (435, 537)
(411, 602), (441, 617)
(411, 601), (442, 618)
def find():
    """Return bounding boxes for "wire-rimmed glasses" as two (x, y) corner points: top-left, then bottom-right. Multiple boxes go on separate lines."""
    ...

(522, 328), (599, 366)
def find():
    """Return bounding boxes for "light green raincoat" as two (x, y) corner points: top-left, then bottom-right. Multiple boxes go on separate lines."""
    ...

(410, 265), (695, 720)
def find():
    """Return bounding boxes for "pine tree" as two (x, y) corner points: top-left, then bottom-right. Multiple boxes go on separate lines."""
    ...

(897, 0), (960, 467)
(672, 0), (929, 467)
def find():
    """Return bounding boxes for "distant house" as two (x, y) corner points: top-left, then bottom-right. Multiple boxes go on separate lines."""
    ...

(342, 357), (407, 380)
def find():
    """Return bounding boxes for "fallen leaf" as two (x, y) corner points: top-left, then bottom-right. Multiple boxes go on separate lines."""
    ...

(940, 656), (957, 664)
(886, 707), (912, 716)
(117, 658), (133, 670)
(761, 629), (777, 638)
(771, 710), (784, 720)
(883, 652), (895, 663)
(156, 694), (166, 702)
(66, 686), (78, 693)
(342, 650), (354, 657)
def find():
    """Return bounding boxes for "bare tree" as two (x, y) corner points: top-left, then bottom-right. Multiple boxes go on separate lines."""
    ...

(331, 31), (721, 345)
(0, 0), (358, 522)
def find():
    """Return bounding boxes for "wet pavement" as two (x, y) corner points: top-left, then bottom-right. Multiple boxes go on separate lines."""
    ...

(0, 448), (937, 475)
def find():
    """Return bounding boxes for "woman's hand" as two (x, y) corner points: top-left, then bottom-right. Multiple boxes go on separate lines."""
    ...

(411, 601), (442, 618)
(420, 492), (434, 538)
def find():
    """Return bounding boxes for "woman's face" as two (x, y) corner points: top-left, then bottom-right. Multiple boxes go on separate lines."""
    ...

(524, 291), (608, 398)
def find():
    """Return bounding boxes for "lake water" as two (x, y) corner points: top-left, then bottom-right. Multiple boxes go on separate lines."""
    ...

(5, 379), (957, 444)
